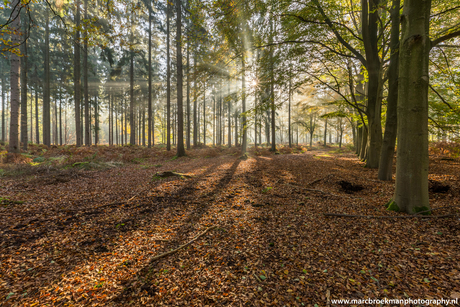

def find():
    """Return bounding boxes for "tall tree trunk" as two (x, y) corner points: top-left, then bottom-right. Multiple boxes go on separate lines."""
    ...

(43, 9), (51, 147)
(148, 11), (152, 148)
(288, 72), (291, 147)
(361, 0), (382, 168)
(212, 92), (215, 146)
(378, 0), (400, 180)
(129, 11), (135, 145)
(176, 0), (185, 156)
(74, 0), (82, 146)
(30, 83), (32, 143)
(323, 118), (327, 145)
(241, 56), (247, 154)
(166, 0), (171, 150)
(193, 53), (197, 147)
(393, 0), (431, 214)
(112, 97), (119, 146)
(35, 87), (39, 144)
(95, 96), (99, 145)
(359, 126), (368, 160)
(8, 0), (21, 153)
(142, 103), (146, 146)
(59, 94), (62, 145)
(234, 111), (238, 147)
(186, 24), (191, 150)
(54, 99), (58, 145)
(203, 84), (206, 145)
(227, 77), (231, 147)
(1, 62), (5, 144)
(270, 74), (276, 151)
(84, 0), (90, 146)
(20, 10), (28, 150)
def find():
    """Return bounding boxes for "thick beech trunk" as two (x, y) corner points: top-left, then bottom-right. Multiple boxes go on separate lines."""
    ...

(378, 0), (400, 180)
(393, 0), (431, 214)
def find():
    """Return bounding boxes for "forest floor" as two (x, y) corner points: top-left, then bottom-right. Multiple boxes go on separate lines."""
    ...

(1, 143), (460, 306)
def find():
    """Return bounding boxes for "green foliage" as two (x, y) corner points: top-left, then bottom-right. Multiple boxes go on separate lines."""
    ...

(414, 206), (431, 215)
(262, 187), (273, 193)
(386, 201), (399, 212)
(33, 157), (45, 163)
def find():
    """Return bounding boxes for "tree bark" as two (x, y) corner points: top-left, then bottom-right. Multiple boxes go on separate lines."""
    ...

(203, 83), (206, 145)
(227, 77), (231, 147)
(186, 20), (191, 150)
(361, 0), (382, 168)
(378, 0), (400, 180)
(20, 10), (28, 150)
(241, 56), (247, 154)
(83, 0), (90, 146)
(35, 86), (39, 144)
(129, 10), (135, 145)
(1, 61), (5, 144)
(288, 72), (291, 147)
(43, 9), (51, 147)
(8, 0), (21, 153)
(148, 11), (152, 148)
(166, 0), (171, 150)
(176, 0), (185, 157)
(193, 53), (197, 147)
(95, 96), (99, 145)
(393, 0), (431, 214)
(323, 118), (327, 146)
(74, 0), (82, 146)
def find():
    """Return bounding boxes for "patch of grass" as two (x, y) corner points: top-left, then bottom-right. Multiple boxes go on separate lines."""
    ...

(131, 157), (144, 164)
(1, 197), (24, 206)
(262, 187), (273, 193)
(32, 156), (45, 163)
(154, 164), (162, 167)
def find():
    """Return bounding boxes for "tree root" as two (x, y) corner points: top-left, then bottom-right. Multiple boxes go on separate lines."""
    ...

(324, 213), (457, 219)
(149, 225), (218, 262)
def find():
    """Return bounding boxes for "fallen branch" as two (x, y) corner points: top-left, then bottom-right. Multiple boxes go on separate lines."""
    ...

(306, 174), (332, 186)
(155, 171), (193, 178)
(324, 213), (457, 219)
(413, 205), (460, 216)
(283, 183), (356, 198)
(149, 225), (218, 262)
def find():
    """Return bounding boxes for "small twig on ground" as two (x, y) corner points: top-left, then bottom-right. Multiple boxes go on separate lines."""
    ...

(283, 183), (357, 199)
(324, 213), (457, 219)
(149, 225), (217, 262)
(306, 174), (332, 186)
(253, 273), (262, 282)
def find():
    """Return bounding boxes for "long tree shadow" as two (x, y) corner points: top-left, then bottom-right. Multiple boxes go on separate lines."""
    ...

(108, 158), (242, 305)
(0, 157), (239, 305)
